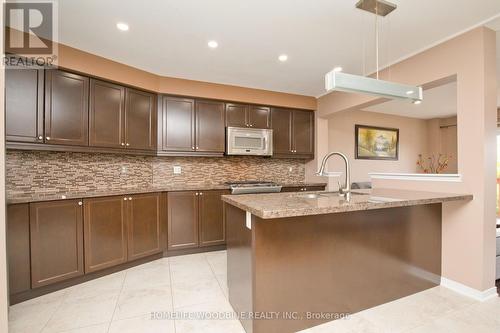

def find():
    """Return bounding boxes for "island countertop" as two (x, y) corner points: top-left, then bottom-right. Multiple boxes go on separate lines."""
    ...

(221, 188), (473, 219)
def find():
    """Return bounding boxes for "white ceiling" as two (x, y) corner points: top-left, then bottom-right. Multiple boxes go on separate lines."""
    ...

(362, 81), (457, 119)
(55, 0), (500, 97)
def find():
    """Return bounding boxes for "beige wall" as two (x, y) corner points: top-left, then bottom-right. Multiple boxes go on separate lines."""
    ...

(57, 43), (317, 110)
(308, 27), (497, 292)
(326, 110), (428, 186)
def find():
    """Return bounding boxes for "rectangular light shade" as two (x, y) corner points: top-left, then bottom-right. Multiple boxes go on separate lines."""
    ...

(325, 71), (423, 102)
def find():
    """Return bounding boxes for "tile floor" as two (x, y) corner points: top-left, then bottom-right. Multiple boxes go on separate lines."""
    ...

(8, 250), (500, 333)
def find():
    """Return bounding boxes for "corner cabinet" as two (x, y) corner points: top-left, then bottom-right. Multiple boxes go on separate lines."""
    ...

(158, 96), (225, 156)
(167, 190), (228, 250)
(271, 108), (314, 159)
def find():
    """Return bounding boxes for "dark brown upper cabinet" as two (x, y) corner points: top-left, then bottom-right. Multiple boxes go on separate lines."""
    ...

(30, 200), (84, 288)
(225, 103), (248, 127)
(160, 96), (195, 152)
(271, 108), (314, 158)
(167, 190), (227, 250)
(249, 105), (271, 129)
(5, 67), (44, 143)
(195, 100), (225, 152)
(125, 88), (156, 151)
(159, 96), (224, 155)
(225, 103), (270, 129)
(127, 193), (163, 261)
(83, 196), (128, 273)
(89, 79), (125, 149)
(45, 69), (89, 146)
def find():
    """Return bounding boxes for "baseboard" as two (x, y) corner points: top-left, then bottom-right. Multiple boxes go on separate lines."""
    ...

(441, 277), (498, 301)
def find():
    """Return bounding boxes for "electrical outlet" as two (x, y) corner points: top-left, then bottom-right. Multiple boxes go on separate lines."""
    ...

(173, 166), (182, 174)
(289, 167), (293, 172)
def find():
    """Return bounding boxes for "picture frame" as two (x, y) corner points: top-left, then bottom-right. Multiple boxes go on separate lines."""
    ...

(355, 124), (399, 160)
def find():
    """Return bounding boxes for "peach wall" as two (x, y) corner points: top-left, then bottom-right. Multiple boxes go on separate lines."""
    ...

(326, 110), (428, 186)
(57, 43), (317, 110)
(308, 27), (497, 292)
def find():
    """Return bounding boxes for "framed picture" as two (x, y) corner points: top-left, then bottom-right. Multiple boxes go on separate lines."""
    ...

(355, 125), (399, 160)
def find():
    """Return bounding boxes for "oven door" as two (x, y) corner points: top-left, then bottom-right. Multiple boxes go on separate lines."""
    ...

(226, 127), (273, 156)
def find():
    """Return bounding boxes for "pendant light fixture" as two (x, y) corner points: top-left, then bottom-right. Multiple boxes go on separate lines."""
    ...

(325, 0), (423, 104)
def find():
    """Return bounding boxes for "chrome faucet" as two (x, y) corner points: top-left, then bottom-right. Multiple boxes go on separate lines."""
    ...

(316, 152), (351, 201)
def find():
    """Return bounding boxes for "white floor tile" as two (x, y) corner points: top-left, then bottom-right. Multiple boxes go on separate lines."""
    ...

(174, 299), (245, 333)
(113, 284), (173, 320)
(9, 299), (63, 333)
(62, 271), (125, 303)
(122, 264), (171, 291)
(43, 294), (118, 332)
(108, 313), (175, 333)
(172, 275), (227, 309)
(55, 323), (109, 333)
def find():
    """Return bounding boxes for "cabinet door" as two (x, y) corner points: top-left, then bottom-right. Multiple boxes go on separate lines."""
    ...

(125, 89), (156, 150)
(89, 79), (125, 148)
(84, 196), (127, 273)
(127, 193), (162, 261)
(6, 67), (44, 143)
(225, 103), (248, 127)
(162, 97), (195, 151)
(248, 106), (270, 129)
(271, 108), (293, 155)
(45, 70), (89, 146)
(7, 204), (31, 294)
(293, 110), (314, 155)
(199, 190), (228, 247)
(30, 200), (84, 288)
(196, 100), (225, 152)
(167, 192), (199, 250)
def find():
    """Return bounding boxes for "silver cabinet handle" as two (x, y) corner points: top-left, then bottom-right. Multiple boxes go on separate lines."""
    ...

(199, 192), (203, 196)
(38, 135), (43, 140)
(196, 146), (199, 150)
(121, 143), (125, 146)
(46, 136), (51, 141)
(124, 197), (128, 201)
(128, 197), (132, 200)
(78, 201), (83, 206)
(192, 146), (195, 150)
(126, 143), (130, 146)
(195, 192), (199, 196)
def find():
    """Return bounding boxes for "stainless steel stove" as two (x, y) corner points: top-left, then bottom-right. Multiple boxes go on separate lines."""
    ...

(226, 181), (282, 195)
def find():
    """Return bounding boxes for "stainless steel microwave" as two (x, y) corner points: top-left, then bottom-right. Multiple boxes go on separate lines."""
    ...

(226, 127), (273, 156)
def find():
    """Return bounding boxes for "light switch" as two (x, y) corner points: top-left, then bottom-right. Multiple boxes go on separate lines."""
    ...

(173, 166), (182, 174)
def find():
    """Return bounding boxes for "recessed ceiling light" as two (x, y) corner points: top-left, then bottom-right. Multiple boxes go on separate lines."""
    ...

(208, 40), (218, 49)
(278, 54), (288, 62)
(333, 66), (343, 72)
(413, 100), (422, 105)
(406, 90), (414, 95)
(116, 22), (129, 31)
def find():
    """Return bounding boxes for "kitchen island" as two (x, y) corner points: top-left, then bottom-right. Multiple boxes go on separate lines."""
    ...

(221, 188), (472, 333)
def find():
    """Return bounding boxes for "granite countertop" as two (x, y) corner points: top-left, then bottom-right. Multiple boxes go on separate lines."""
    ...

(221, 188), (473, 219)
(7, 182), (327, 204)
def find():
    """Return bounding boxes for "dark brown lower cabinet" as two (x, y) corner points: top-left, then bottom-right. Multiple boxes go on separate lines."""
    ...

(199, 190), (227, 246)
(7, 204), (31, 294)
(83, 196), (127, 273)
(127, 193), (163, 261)
(167, 190), (228, 250)
(167, 191), (199, 250)
(30, 200), (84, 288)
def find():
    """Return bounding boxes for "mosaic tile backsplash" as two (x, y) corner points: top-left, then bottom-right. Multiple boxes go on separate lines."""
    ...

(6, 151), (306, 195)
